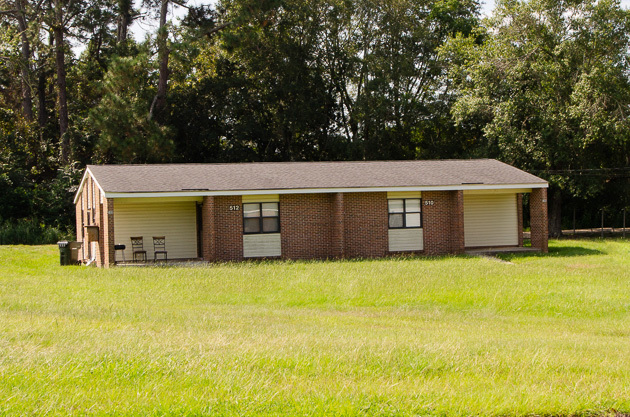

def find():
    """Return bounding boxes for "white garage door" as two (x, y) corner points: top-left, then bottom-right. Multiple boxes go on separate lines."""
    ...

(114, 200), (198, 261)
(464, 193), (518, 248)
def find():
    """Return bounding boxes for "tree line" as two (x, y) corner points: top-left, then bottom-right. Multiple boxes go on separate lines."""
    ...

(1, 0), (629, 239)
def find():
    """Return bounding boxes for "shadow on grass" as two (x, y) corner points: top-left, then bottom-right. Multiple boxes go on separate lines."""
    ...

(497, 245), (603, 262)
(113, 242), (608, 269)
(549, 245), (603, 257)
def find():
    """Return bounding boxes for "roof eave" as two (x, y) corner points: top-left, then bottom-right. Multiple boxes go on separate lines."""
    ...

(103, 182), (548, 199)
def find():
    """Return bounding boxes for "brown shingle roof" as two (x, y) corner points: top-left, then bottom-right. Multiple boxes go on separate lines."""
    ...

(87, 159), (546, 194)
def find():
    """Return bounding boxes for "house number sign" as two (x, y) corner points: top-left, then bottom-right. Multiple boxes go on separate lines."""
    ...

(424, 200), (435, 206)
(229, 205), (241, 211)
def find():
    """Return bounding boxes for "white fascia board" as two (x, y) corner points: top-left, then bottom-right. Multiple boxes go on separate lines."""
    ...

(73, 168), (107, 205)
(73, 170), (90, 204)
(90, 172), (106, 200)
(104, 182), (548, 199)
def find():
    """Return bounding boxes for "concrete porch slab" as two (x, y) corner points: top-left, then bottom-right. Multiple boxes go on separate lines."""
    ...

(465, 247), (540, 256)
(114, 258), (205, 267)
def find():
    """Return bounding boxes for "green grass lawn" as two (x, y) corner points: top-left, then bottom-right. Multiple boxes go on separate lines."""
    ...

(1, 240), (629, 416)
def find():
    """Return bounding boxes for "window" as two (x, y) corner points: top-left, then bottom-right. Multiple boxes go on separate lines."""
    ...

(243, 202), (280, 234)
(388, 199), (422, 228)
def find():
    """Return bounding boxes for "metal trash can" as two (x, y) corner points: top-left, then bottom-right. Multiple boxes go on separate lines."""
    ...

(58, 241), (82, 266)
(57, 241), (70, 266)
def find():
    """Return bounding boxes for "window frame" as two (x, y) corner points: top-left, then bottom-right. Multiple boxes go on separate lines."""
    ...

(388, 198), (422, 229)
(242, 202), (280, 235)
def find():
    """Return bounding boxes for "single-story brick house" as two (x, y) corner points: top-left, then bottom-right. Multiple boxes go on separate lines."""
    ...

(74, 159), (548, 267)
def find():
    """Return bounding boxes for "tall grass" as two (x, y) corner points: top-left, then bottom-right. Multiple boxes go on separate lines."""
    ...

(0, 218), (73, 245)
(0, 239), (629, 416)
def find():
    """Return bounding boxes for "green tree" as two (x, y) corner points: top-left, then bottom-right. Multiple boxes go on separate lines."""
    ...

(327, 0), (479, 160)
(90, 54), (173, 163)
(444, 0), (630, 236)
(1, 0), (36, 121)
(217, 0), (342, 161)
(165, 0), (479, 162)
(35, 0), (120, 163)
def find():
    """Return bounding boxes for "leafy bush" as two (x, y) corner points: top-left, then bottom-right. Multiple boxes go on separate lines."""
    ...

(0, 218), (74, 245)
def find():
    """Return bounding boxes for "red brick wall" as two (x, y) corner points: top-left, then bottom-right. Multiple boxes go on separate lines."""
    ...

(80, 181), (87, 260)
(201, 196), (216, 261)
(517, 193), (524, 247)
(83, 176), (98, 265)
(76, 175), (115, 267)
(85, 186), (547, 266)
(86, 176), (93, 226)
(96, 192), (104, 267)
(342, 192), (388, 258)
(213, 195), (243, 261)
(423, 190), (465, 255)
(75, 179), (89, 262)
(530, 188), (548, 252)
(331, 193), (345, 258)
(84, 177), (94, 262)
(102, 198), (115, 267)
(280, 194), (334, 259)
(201, 192), (388, 262)
(450, 191), (465, 254)
(75, 201), (82, 248)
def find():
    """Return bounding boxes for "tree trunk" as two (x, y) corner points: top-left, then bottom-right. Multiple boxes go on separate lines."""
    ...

(148, 0), (169, 121)
(53, 0), (69, 163)
(117, 0), (132, 44)
(16, 0), (34, 122)
(37, 35), (53, 130)
(37, 67), (47, 128)
(548, 186), (563, 237)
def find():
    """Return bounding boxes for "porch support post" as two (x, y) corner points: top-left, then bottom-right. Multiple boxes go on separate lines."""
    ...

(530, 188), (548, 253)
(102, 198), (115, 267)
(332, 192), (345, 258)
(423, 190), (464, 255)
(451, 190), (465, 254)
(202, 196), (216, 262)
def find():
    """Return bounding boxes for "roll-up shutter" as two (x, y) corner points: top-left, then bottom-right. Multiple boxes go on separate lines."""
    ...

(464, 193), (518, 248)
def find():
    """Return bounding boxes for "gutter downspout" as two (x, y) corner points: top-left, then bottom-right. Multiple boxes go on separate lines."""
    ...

(85, 241), (97, 266)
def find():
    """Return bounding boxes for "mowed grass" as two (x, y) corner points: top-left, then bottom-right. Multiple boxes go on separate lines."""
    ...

(1, 240), (630, 416)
